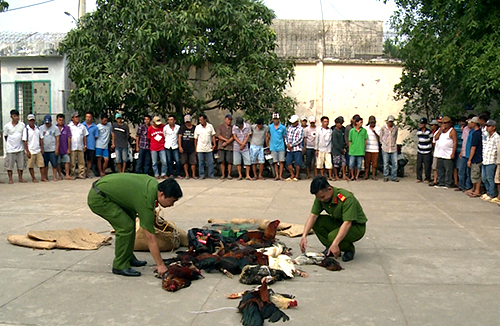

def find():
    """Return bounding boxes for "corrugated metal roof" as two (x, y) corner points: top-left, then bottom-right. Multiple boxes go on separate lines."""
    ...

(0, 32), (67, 57)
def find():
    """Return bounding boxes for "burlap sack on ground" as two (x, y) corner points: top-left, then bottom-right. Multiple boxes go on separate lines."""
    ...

(206, 218), (312, 238)
(7, 235), (57, 249)
(7, 228), (112, 250)
(134, 217), (188, 252)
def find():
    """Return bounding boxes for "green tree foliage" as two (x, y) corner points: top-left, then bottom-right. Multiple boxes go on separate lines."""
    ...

(0, 1), (9, 12)
(382, 38), (400, 59)
(388, 0), (500, 127)
(59, 0), (296, 124)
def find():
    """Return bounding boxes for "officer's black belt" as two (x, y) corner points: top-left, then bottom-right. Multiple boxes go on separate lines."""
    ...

(92, 180), (106, 198)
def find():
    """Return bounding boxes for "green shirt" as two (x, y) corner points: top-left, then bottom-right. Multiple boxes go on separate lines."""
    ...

(95, 174), (158, 234)
(311, 187), (367, 224)
(348, 127), (368, 156)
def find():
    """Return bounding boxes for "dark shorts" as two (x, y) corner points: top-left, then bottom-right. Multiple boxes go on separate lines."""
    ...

(85, 149), (96, 162)
(217, 149), (233, 164)
(181, 152), (197, 165)
(285, 151), (303, 166)
(305, 148), (316, 167)
(333, 154), (346, 168)
(43, 152), (57, 168)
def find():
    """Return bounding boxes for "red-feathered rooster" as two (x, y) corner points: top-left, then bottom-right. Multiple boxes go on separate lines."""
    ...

(237, 278), (290, 326)
(237, 220), (280, 248)
(162, 262), (203, 292)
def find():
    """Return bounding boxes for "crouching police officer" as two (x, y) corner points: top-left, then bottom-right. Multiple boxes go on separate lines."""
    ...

(88, 174), (182, 277)
(300, 176), (367, 262)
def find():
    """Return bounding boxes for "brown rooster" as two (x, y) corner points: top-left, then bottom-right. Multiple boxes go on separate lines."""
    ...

(237, 220), (280, 248)
(237, 278), (290, 326)
(162, 263), (203, 292)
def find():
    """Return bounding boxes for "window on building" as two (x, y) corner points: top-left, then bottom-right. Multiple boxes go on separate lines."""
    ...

(15, 81), (51, 122)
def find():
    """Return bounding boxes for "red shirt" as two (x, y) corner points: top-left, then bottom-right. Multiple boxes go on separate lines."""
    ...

(148, 124), (165, 152)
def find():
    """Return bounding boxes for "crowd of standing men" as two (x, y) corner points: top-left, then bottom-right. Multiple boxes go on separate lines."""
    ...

(415, 113), (500, 207)
(4, 109), (406, 185)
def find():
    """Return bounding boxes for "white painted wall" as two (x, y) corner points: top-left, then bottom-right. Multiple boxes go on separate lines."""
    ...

(287, 62), (408, 143)
(1, 56), (67, 126)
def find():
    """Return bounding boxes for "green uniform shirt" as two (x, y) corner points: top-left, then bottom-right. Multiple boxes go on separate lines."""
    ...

(95, 174), (158, 234)
(311, 187), (367, 224)
(348, 127), (368, 156)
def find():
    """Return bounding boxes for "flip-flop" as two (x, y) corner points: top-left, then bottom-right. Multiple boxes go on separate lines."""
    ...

(468, 193), (480, 198)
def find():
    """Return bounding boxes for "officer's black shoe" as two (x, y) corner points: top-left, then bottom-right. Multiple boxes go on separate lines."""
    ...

(112, 268), (142, 277)
(130, 256), (147, 267)
(342, 247), (355, 262)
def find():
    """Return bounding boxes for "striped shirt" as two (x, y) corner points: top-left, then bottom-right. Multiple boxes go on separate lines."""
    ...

(416, 128), (432, 155)
(482, 132), (500, 165)
(285, 125), (304, 152)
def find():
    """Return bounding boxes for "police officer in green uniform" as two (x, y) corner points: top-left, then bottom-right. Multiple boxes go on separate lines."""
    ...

(87, 173), (182, 277)
(300, 176), (367, 261)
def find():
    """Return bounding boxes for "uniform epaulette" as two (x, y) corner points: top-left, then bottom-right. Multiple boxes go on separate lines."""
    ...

(337, 193), (346, 202)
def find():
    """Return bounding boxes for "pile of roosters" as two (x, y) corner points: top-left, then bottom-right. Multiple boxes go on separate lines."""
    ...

(157, 219), (343, 326)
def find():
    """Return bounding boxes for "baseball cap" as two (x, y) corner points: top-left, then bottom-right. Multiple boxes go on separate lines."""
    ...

(429, 119), (439, 126)
(301, 115), (307, 121)
(184, 114), (192, 122)
(386, 115), (395, 122)
(419, 117), (428, 124)
(152, 116), (162, 125)
(44, 114), (52, 123)
(225, 114), (233, 119)
(272, 113), (280, 119)
(235, 117), (244, 126)
(468, 116), (479, 124)
(115, 113), (123, 119)
(486, 119), (497, 126)
(27, 114), (35, 121)
(289, 115), (299, 123)
(71, 112), (79, 118)
(309, 116), (316, 123)
(437, 115), (443, 122)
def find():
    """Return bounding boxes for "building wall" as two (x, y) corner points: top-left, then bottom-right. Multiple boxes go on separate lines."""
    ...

(287, 61), (408, 143)
(1, 56), (67, 126)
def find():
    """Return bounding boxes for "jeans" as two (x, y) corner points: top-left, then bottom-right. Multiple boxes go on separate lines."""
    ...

(458, 156), (472, 190)
(197, 152), (214, 178)
(436, 158), (453, 187)
(166, 148), (181, 176)
(416, 152), (432, 181)
(382, 151), (398, 180)
(151, 149), (167, 177)
(135, 148), (151, 174)
(482, 164), (497, 198)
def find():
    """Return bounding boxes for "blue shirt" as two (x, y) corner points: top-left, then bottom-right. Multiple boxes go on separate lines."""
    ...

(454, 124), (462, 154)
(268, 123), (286, 152)
(85, 123), (99, 150)
(470, 129), (483, 164)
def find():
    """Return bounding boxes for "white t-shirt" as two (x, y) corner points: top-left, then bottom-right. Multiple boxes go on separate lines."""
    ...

(365, 125), (381, 153)
(3, 121), (25, 153)
(22, 125), (42, 154)
(68, 121), (89, 151)
(194, 123), (215, 153)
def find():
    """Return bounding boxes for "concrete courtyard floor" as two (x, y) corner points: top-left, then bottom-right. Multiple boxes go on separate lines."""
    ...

(1, 169), (500, 326)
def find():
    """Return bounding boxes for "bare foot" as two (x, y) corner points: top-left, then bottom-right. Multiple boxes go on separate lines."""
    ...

(19, 179), (27, 183)
(9, 180), (14, 184)
(32, 179), (39, 183)
(41, 179), (49, 182)
(53, 178), (59, 181)
(65, 176), (74, 180)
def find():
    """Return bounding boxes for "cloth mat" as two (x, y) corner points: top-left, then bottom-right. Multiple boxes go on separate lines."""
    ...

(7, 228), (112, 250)
(206, 218), (312, 238)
